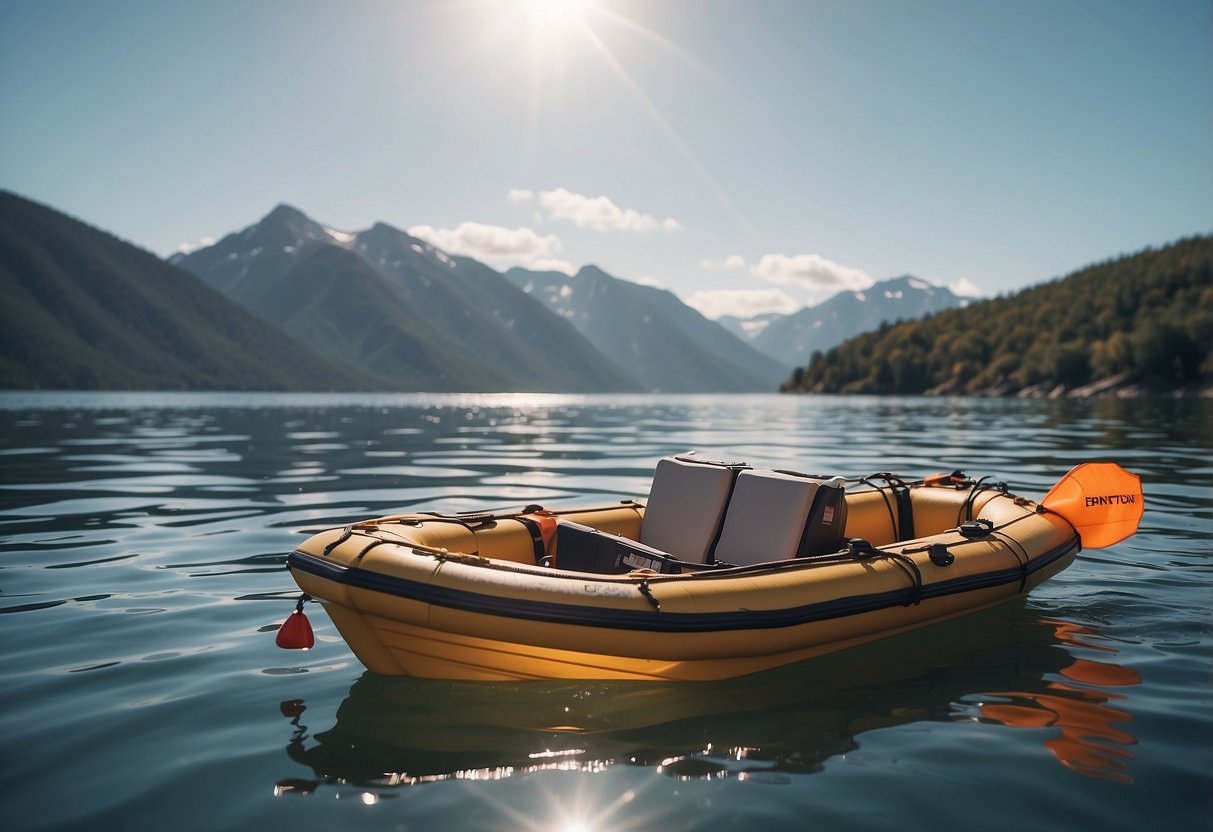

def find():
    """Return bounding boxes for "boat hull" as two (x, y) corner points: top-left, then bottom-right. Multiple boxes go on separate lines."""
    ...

(287, 482), (1080, 681)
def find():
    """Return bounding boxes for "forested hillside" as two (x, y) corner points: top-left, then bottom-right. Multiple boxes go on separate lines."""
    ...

(782, 236), (1212, 396)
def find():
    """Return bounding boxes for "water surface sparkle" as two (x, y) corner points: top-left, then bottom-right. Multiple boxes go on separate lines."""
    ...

(1, 392), (1209, 831)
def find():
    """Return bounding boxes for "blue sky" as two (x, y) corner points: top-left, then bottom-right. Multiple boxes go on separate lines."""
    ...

(2, 0), (1210, 318)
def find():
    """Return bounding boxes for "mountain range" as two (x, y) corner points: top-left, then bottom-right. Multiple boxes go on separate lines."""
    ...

(1, 190), (981, 393)
(170, 204), (795, 392)
(170, 205), (638, 392)
(504, 265), (790, 391)
(721, 275), (967, 366)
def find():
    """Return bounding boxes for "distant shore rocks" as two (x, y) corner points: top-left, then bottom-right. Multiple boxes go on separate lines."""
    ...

(914, 372), (1212, 399)
(989, 373), (1210, 399)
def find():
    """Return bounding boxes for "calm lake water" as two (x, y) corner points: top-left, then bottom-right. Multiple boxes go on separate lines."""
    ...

(1, 392), (1209, 831)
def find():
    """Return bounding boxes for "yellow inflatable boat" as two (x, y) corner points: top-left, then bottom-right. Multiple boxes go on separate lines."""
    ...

(280, 454), (1142, 681)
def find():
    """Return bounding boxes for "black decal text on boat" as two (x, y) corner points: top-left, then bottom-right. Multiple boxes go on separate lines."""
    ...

(1083, 494), (1138, 507)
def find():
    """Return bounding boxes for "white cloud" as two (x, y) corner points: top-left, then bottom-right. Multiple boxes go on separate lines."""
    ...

(701, 254), (746, 270)
(407, 221), (561, 264)
(684, 288), (801, 320)
(507, 188), (535, 204)
(533, 187), (681, 233)
(176, 236), (215, 254)
(949, 277), (984, 298)
(635, 274), (666, 288)
(751, 253), (872, 292)
(529, 257), (576, 275)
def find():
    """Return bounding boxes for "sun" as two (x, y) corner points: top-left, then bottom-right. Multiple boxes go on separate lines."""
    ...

(519, 0), (596, 44)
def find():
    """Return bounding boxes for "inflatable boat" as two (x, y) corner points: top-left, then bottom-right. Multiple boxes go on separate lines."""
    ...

(279, 454), (1142, 681)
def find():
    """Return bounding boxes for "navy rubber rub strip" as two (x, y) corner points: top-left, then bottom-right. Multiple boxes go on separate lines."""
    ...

(286, 536), (1078, 634)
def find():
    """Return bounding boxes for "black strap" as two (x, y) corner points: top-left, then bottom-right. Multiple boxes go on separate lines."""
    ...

(322, 525), (354, 557)
(704, 467), (745, 564)
(637, 580), (661, 610)
(858, 474), (900, 542)
(355, 538), (390, 560)
(515, 516), (547, 565)
(893, 482), (914, 542)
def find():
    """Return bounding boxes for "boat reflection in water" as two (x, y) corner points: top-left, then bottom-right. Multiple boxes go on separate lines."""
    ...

(975, 619), (1140, 783)
(277, 609), (1140, 794)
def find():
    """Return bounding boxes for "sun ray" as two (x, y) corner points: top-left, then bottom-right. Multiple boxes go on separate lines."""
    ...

(578, 23), (752, 231)
(441, 0), (752, 231)
(592, 5), (716, 79)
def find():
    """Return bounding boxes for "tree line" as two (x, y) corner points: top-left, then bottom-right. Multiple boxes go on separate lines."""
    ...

(782, 235), (1212, 396)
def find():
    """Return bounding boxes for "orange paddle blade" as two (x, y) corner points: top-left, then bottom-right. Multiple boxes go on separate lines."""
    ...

(1041, 463), (1143, 549)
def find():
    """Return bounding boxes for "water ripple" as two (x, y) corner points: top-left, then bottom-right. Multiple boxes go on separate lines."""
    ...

(0, 392), (1208, 832)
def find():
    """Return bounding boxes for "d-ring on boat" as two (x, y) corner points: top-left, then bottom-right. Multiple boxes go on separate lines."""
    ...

(279, 454), (1142, 681)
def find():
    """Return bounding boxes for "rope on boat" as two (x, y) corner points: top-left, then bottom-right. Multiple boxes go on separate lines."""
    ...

(846, 538), (923, 605)
(991, 529), (1033, 593)
(297, 478), (1068, 609)
(851, 473), (903, 542)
